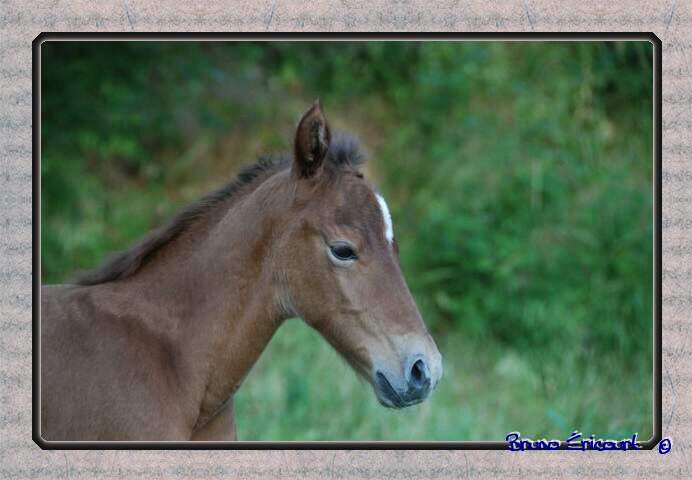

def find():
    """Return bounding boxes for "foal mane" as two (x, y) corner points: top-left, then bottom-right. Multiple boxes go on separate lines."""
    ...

(74, 133), (365, 286)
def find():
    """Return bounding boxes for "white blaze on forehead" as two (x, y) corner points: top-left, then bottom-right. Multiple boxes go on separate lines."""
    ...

(375, 193), (394, 244)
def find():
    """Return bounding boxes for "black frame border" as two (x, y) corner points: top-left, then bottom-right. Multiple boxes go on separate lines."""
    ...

(32, 32), (662, 450)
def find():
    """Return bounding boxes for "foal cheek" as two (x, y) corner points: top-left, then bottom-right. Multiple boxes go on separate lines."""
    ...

(281, 233), (326, 320)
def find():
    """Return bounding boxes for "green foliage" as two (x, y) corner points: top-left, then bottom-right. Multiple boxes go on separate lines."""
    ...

(41, 41), (653, 440)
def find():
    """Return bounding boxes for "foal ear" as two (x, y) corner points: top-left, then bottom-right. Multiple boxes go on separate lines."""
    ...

(293, 99), (331, 178)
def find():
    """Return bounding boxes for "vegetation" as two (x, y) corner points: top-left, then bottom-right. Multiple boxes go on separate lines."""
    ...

(41, 41), (653, 440)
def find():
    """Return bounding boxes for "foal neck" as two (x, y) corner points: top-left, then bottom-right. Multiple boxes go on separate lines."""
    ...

(112, 171), (294, 434)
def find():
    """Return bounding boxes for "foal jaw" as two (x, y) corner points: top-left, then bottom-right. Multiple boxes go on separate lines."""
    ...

(274, 287), (298, 321)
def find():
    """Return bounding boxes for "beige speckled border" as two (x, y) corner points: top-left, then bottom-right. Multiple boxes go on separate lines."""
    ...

(2, 1), (690, 478)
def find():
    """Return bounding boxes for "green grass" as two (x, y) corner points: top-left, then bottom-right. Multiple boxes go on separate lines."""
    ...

(41, 41), (654, 441)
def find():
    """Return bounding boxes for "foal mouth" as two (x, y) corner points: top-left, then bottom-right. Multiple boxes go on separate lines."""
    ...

(375, 371), (403, 407)
(375, 371), (425, 409)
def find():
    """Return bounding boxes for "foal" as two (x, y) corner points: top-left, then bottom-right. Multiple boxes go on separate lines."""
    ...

(40, 102), (443, 441)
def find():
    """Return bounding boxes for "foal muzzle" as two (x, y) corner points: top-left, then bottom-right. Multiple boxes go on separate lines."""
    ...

(374, 354), (437, 408)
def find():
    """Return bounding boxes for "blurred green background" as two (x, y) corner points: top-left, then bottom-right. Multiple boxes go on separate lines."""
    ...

(41, 41), (653, 441)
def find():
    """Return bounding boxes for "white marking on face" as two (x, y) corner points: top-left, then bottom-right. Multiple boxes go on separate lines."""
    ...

(375, 193), (394, 244)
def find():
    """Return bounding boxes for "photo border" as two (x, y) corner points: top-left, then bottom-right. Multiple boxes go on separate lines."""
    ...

(32, 32), (662, 450)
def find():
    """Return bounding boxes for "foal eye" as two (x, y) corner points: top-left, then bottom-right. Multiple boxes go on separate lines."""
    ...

(329, 242), (358, 262)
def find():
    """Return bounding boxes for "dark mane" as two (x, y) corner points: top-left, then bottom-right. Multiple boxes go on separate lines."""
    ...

(74, 133), (366, 286)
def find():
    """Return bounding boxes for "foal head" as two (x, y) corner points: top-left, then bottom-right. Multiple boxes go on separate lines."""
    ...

(278, 102), (442, 408)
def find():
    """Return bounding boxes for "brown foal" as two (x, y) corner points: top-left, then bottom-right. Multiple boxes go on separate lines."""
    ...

(40, 102), (443, 441)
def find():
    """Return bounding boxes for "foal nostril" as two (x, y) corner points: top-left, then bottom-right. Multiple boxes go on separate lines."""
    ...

(409, 358), (431, 392)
